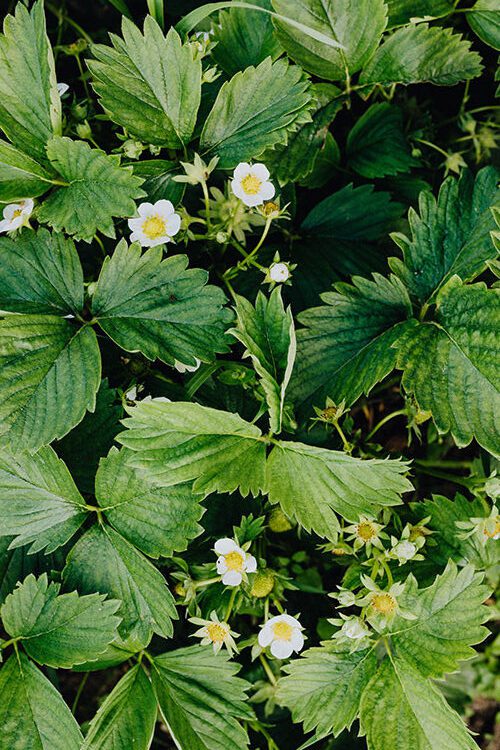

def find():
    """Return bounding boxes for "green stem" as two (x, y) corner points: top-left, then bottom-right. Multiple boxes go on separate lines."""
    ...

(381, 559), (394, 587)
(259, 653), (277, 686)
(193, 576), (221, 590)
(225, 587), (238, 621)
(415, 459), (472, 469)
(75, 52), (91, 101)
(416, 467), (472, 488)
(201, 180), (212, 232)
(415, 138), (450, 158)
(332, 419), (351, 452)
(366, 409), (406, 441)
(46, 3), (93, 44)
(1, 637), (19, 650)
(71, 672), (89, 715)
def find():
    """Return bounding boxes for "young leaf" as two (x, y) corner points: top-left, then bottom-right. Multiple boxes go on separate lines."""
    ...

(151, 645), (253, 750)
(89, 21), (202, 148)
(91, 241), (231, 365)
(0, 446), (88, 554)
(37, 137), (145, 242)
(386, 0), (453, 28)
(0, 653), (83, 750)
(200, 57), (312, 168)
(0, 316), (101, 452)
(467, 0), (500, 51)
(360, 24), (483, 88)
(0, 140), (53, 202)
(271, 0), (388, 82)
(82, 666), (157, 750)
(1, 573), (121, 668)
(95, 446), (204, 558)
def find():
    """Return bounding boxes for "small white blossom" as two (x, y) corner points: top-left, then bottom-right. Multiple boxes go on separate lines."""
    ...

(269, 262), (291, 283)
(340, 616), (370, 641)
(128, 200), (181, 248)
(57, 82), (69, 96)
(174, 358), (201, 374)
(214, 538), (257, 587)
(190, 610), (238, 655)
(331, 587), (357, 608)
(231, 163), (275, 207)
(0, 199), (34, 234)
(392, 539), (417, 563)
(258, 614), (304, 659)
(457, 506), (500, 544)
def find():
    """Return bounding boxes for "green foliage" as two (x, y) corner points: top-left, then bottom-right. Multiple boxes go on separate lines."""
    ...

(386, 0), (453, 27)
(0, 141), (53, 202)
(467, 0), (500, 50)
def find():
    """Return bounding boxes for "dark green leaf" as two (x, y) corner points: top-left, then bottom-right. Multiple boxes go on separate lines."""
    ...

(0, 141), (53, 202)
(386, 0), (453, 28)
(132, 160), (185, 205)
(467, 0), (500, 51)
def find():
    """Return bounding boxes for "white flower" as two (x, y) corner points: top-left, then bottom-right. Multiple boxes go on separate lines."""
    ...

(392, 540), (417, 562)
(57, 82), (69, 96)
(214, 538), (257, 587)
(231, 163), (275, 207)
(258, 614), (304, 659)
(269, 262), (290, 283)
(340, 616), (370, 641)
(128, 200), (181, 248)
(174, 358), (201, 373)
(190, 611), (238, 655)
(0, 199), (34, 234)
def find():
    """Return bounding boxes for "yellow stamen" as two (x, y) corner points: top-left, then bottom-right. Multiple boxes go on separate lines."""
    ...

(484, 519), (500, 538)
(206, 623), (228, 643)
(272, 621), (293, 641)
(142, 215), (167, 240)
(371, 593), (396, 615)
(357, 521), (377, 542)
(241, 174), (262, 195)
(12, 209), (22, 219)
(224, 551), (245, 572)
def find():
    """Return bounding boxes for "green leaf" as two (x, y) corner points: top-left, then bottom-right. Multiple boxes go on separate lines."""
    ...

(91, 240), (232, 365)
(104, 0), (133, 18)
(390, 167), (500, 305)
(132, 159), (185, 205)
(467, 0), (500, 51)
(396, 279), (500, 454)
(278, 645), (377, 740)
(37, 137), (145, 242)
(0, 1), (61, 163)
(89, 20), (201, 148)
(289, 274), (412, 411)
(0, 141), (53, 202)
(147, 0), (165, 30)
(360, 24), (483, 88)
(0, 228), (84, 316)
(230, 288), (296, 433)
(361, 656), (478, 750)
(0, 652), (83, 750)
(0, 446), (88, 554)
(0, 537), (66, 606)
(0, 316), (101, 452)
(271, 0), (388, 81)
(95, 446), (204, 558)
(1, 573), (121, 668)
(64, 524), (177, 642)
(151, 645), (252, 750)
(200, 58), (312, 168)
(388, 562), (490, 678)
(386, 0), (453, 28)
(82, 666), (157, 750)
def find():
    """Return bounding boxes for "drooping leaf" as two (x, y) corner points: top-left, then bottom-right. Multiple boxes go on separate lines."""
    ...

(386, 0), (453, 28)
(89, 20), (202, 148)
(467, 0), (500, 51)
(200, 57), (312, 168)
(0, 316), (101, 452)
(132, 159), (186, 205)
(37, 137), (145, 242)
(1, 573), (121, 668)
(0, 140), (53, 202)
(91, 241), (232, 365)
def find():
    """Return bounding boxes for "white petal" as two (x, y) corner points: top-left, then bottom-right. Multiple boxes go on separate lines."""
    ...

(252, 163), (270, 181)
(242, 192), (264, 207)
(57, 82), (69, 96)
(166, 213), (181, 237)
(280, 614), (302, 628)
(270, 639), (294, 659)
(137, 202), (155, 217)
(233, 162), (251, 180)
(21, 199), (34, 215)
(260, 182), (276, 201)
(245, 555), (257, 573)
(214, 538), (237, 555)
(265, 615), (284, 628)
(216, 557), (228, 574)
(128, 217), (143, 231)
(0, 219), (11, 233)
(258, 624), (274, 647)
(3, 204), (20, 221)
(155, 199), (175, 216)
(222, 570), (242, 587)
(231, 179), (246, 200)
(290, 630), (304, 652)
(147, 236), (167, 248)
(8, 215), (24, 231)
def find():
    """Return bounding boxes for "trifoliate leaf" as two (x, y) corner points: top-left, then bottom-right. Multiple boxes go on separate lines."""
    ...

(0, 140), (53, 202)
(0, 653), (83, 750)
(390, 167), (500, 305)
(278, 645), (377, 740)
(386, 0), (453, 28)
(230, 288), (296, 433)
(347, 102), (419, 178)
(0, 1), (61, 163)
(289, 274), (412, 411)
(89, 20), (202, 148)
(200, 57), (312, 168)
(0, 316), (101, 452)
(467, 0), (500, 51)
(360, 656), (478, 750)
(0, 446), (88, 554)
(37, 137), (145, 242)
(64, 524), (177, 643)
(151, 646), (253, 750)
(95, 446), (204, 558)
(91, 241), (232, 365)
(360, 24), (483, 88)
(0, 228), (84, 315)
(271, 0), (388, 81)
(1, 573), (121, 668)
(388, 562), (490, 678)
(82, 666), (157, 750)
(396, 279), (500, 454)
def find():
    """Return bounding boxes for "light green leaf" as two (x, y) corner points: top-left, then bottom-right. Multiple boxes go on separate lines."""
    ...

(467, 0), (500, 51)
(0, 1), (61, 163)
(230, 288), (296, 433)
(360, 656), (478, 750)
(278, 645), (377, 740)
(0, 446), (87, 554)
(0, 316), (101, 452)
(37, 137), (145, 242)
(396, 279), (500, 454)
(151, 645), (252, 750)
(95, 446), (204, 558)
(89, 21), (201, 148)
(390, 167), (500, 305)
(386, 0), (453, 28)
(271, 0), (388, 81)
(82, 666), (157, 750)
(0, 141), (53, 202)
(0, 228), (84, 316)
(360, 24), (483, 87)
(0, 652), (83, 750)
(1, 573), (121, 668)
(64, 524), (177, 642)
(200, 57), (312, 168)
(91, 240), (232, 365)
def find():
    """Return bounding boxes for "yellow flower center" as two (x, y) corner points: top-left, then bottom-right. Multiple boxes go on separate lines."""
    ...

(12, 209), (23, 219)
(142, 215), (167, 239)
(484, 518), (500, 538)
(371, 593), (396, 615)
(241, 174), (262, 195)
(272, 621), (293, 641)
(332, 548), (347, 556)
(206, 623), (228, 643)
(357, 522), (377, 542)
(225, 551), (245, 572)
